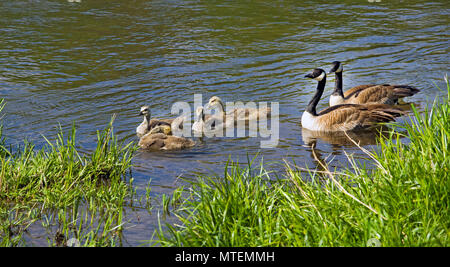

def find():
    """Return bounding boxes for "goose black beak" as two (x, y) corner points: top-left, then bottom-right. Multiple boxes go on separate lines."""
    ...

(139, 111), (144, 116)
(304, 74), (314, 79)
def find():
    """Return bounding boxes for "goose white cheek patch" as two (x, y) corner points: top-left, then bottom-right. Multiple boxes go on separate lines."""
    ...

(314, 72), (325, 81)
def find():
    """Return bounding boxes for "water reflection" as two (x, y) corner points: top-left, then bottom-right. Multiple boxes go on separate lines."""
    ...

(301, 127), (389, 147)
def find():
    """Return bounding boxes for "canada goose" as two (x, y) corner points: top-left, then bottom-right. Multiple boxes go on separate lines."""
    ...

(302, 68), (405, 132)
(328, 61), (420, 106)
(138, 125), (195, 151)
(136, 105), (183, 137)
(206, 96), (271, 122)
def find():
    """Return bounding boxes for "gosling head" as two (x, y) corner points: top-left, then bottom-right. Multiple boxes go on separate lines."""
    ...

(139, 105), (150, 117)
(206, 96), (224, 111)
(328, 61), (343, 74)
(305, 68), (326, 81)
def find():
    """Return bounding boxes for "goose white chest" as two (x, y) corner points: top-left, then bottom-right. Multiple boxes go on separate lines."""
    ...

(301, 111), (323, 131)
(329, 95), (345, 106)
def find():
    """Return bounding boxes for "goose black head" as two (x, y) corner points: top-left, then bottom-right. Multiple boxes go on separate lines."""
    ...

(305, 68), (326, 81)
(328, 61), (343, 74)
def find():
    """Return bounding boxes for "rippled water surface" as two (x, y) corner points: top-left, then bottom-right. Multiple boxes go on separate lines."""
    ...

(0, 0), (448, 245)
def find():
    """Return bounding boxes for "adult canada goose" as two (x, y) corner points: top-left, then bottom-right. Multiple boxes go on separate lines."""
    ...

(206, 96), (271, 122)
(138, 125), (195, 151)
(328, 61), (420, 106)
(302, 68), (405, 132)
(136, 105), (184, 137)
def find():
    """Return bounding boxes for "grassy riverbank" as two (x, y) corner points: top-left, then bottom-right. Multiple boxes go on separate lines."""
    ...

(155, 81), (449, 247)
(0, 113), (138, 246)
(1, 80), (448, 246)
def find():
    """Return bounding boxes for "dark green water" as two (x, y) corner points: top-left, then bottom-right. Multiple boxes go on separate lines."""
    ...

(0, 0), (448, 245)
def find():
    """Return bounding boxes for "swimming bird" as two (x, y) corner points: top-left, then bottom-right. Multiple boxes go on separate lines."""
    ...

(327, 61), (420, 106)
(192, 106), (207, 134)
(138, 125), (195, 151)
(302, 68), (405, 132)
(136, 105), (183, 137)
(192, 106), (228, 135)
(206, 96), (271, 123)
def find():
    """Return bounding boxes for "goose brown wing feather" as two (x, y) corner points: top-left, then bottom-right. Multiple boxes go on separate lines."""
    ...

(391, 85), (420, 96)
(317, 104), (404, 131)
(346, 85), (397, 104)
(343, 84), (377, 98)
(317, 105), (367, 131)
(344, 84), (420, 104)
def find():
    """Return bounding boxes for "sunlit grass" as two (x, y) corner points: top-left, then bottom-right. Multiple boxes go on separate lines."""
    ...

(0, 115), (138, 246)
(155, 79), (449, 247)
(1, 79), (449, 246)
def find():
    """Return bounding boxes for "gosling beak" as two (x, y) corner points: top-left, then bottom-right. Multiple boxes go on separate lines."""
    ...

(139, 111), (144, 116)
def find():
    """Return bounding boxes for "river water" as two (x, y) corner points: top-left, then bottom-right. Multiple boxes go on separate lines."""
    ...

(0, 0), (448, 246)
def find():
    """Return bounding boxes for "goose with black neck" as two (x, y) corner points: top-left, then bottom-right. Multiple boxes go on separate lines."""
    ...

(302, 68), (406, 132)
(328, 61), (420, 106)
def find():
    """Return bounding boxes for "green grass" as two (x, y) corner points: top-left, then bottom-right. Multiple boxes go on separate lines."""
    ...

(155, 80), (450, 247)
(0, 115), (139, 246)
(1, 80), (449, 246)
